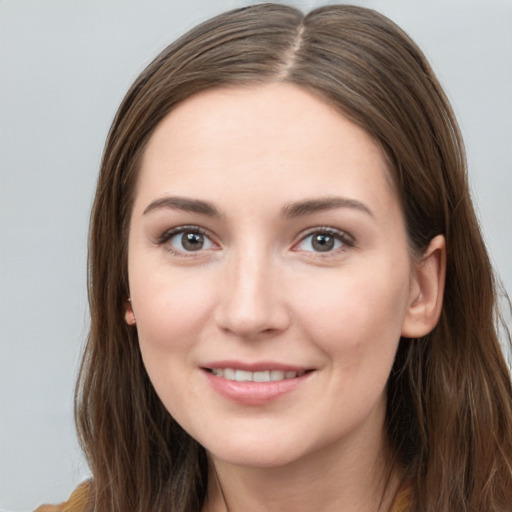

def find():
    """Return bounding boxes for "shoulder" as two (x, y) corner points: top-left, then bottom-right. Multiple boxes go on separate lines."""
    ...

(390, 478), (413, 512)
(34, 481), (92, 512)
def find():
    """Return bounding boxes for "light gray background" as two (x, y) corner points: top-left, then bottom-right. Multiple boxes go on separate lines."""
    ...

(1, 0), (511, 510)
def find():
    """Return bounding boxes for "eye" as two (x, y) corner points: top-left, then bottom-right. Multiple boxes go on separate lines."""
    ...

(160, 226), (215, 254)
(295, 228), (352, 253)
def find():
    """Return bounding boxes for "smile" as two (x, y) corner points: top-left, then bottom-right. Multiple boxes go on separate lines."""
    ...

(208, 368), (307, 382)
(203, 366), (314, 405)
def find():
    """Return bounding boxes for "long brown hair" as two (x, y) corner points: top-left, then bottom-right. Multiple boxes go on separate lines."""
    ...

(76, 4), (512, 511)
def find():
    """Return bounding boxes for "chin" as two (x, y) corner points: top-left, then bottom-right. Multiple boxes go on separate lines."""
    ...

(211, 450), (301, 470)
(204, 435), (307, 469)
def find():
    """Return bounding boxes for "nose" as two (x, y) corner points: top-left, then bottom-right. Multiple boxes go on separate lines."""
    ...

(214, 248), (291, 339)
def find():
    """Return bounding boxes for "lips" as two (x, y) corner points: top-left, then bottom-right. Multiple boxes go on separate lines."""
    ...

(202, 362), (314, 405)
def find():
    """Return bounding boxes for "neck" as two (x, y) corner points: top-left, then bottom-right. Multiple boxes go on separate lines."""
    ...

(202, 419), (402, 512)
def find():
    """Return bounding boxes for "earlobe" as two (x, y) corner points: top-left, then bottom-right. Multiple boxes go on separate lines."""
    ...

(401, 234), (446, 338)
(124, 298), (137, 326)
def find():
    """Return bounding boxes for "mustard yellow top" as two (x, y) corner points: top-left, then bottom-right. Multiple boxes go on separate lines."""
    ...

(35, 479), (413, 512)
(34, 481), (91, 512)
(391, 480), (413, 512)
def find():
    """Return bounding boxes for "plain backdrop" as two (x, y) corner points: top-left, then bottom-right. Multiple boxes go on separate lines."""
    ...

(0, 0), (511, 510)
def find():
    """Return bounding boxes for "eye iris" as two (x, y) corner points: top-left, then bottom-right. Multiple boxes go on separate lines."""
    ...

(182, 232), (204, 251)
(312, 233), (334, 252)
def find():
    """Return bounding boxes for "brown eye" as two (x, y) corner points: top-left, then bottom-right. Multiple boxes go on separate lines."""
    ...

(181, 232), (205, 251)
(311, 233), (335, 252)
(166, 228), (214, 253)
(295, 229), (351, 254)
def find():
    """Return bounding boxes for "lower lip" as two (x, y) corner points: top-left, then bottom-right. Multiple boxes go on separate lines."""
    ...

(203, 370), (312, 405)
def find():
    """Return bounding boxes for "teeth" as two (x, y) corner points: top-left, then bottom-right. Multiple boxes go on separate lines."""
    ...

(235, 370), (252, 381)
(253, 370), (270, 382)
(210, 368), (303, 382)
(270, 370), (285, 381)
(224, 368), (235, 380)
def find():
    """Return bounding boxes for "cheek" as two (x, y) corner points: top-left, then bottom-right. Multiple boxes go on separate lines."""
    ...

(131, 271), (217, 423)
(131, 266), (217, 350)
(296, 262), (410, 365)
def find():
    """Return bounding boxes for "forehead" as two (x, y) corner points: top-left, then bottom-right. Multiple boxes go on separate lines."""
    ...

(136, 83), (398, 217)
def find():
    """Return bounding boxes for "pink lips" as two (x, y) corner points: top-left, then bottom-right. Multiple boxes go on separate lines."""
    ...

(201, 361), (314, 405)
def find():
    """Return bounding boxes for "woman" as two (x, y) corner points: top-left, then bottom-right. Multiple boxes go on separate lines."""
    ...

(37, 3), (512, 512)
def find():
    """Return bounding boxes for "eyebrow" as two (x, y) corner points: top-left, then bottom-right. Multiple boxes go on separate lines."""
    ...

(142, 195), (373, 219)
(281, 197), (374, 218)
(143, 196), (222, 217)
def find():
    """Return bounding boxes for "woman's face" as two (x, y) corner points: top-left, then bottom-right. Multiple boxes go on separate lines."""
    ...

(127, 83), (418, 469)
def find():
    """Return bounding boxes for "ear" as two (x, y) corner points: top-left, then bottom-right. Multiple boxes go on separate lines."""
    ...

(124, 298), (136, 326)
(401, 235), (446, 338)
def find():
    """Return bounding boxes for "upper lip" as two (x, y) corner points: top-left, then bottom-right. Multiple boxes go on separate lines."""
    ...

(201, 360), (312, 372)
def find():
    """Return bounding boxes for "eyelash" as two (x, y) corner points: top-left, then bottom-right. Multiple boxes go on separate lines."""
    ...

(293, 227), (355, 256)
(157, 225), (216, 257)
(157, 225), (355, 256)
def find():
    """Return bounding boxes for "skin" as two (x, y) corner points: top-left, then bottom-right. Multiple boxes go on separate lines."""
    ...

(126, 83), (445, 512)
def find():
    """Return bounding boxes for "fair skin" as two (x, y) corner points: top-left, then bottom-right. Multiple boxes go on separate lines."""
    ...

(125, 83), (445, 512)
